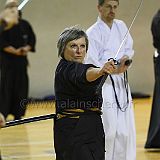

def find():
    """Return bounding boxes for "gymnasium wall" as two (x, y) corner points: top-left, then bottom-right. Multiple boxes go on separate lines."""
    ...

(0, 0), (159, 98)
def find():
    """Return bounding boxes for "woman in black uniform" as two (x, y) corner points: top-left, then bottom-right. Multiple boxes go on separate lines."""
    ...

(0, 2), (36, 120)
(54, 26), (116, 160)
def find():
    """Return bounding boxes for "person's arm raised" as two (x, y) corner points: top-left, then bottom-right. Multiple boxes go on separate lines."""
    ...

(86, 60), (116, 82)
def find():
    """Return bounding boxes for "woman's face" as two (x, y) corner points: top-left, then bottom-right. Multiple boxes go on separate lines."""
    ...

(64, 37), (87, 63)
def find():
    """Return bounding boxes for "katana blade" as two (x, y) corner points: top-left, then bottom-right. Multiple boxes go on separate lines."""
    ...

(2, 113), (56, 128)
(114, 0), (144, 60)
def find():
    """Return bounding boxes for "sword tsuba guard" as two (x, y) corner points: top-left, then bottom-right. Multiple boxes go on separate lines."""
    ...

(108, 58), (119, 65)
(108, 58), (132, 66)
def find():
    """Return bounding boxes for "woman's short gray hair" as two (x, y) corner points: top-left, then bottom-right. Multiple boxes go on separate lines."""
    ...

(57, 26), (88, 58)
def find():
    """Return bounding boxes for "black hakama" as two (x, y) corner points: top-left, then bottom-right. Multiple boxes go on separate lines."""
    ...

(145, 9), (160, 148)
(54, 113), (105, 160)
(145, 54), (160, 148)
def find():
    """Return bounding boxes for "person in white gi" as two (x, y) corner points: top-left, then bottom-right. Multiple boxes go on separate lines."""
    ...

(85, 0), (136, 160)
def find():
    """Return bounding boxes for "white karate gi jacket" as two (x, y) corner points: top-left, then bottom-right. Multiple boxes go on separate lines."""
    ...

(85, 17), (136, 160)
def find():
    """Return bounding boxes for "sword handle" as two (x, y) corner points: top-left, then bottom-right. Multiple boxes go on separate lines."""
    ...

(95, 58), (132, 95)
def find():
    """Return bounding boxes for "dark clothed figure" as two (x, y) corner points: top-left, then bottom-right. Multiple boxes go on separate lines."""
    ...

(145, 9), (160, 148)
(54, 59), (104, 160)
(0, 17), (36, 120)
(54, 26), (116, 160)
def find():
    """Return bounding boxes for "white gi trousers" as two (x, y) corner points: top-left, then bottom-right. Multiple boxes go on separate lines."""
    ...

(102, 74), (136, 160)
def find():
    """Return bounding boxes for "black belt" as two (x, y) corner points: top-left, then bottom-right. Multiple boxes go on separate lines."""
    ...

(56, 108), (102, 120)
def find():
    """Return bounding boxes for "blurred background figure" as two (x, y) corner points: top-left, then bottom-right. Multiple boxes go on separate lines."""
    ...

(0, 0), (36, 120)
(145, 9), (160, 149)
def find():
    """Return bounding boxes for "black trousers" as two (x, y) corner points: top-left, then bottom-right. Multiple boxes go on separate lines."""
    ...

(0, 59), (28, 119)
(145, 55), (160, 148)
(54, 113), (105, 160)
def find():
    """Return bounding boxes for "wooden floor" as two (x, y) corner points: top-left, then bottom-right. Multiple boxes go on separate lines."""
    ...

(0, 98), (160, 160)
